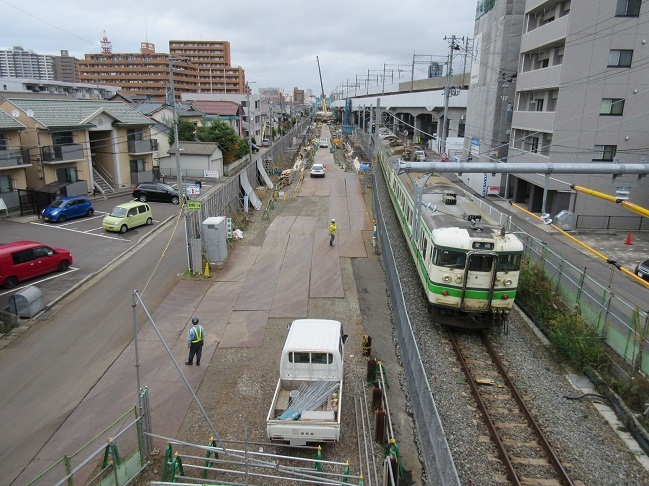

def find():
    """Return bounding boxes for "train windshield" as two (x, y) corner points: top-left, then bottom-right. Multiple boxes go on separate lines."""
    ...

(468, 254), (495, 272)
(497, 253), (521, 272)
(434, 248), (466, 268)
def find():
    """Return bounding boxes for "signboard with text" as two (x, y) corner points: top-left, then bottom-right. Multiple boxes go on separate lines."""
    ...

(187, 200), (202, 211)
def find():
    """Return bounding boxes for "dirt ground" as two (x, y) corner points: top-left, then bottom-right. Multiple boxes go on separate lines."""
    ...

(132, 168), (421, 484)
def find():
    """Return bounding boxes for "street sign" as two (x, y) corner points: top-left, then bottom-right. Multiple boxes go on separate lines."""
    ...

(440, 152), (449, 161)
(186, 184), (201, 195)
(187, 200), (202, 210)
(342, 125), (354, 135)
(226, 217), (233, 238)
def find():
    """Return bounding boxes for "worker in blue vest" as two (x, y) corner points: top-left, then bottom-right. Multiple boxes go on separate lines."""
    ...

(185, 317), (205, 366)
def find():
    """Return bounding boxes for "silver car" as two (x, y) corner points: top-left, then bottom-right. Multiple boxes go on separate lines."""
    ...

(310, 163), (325, 178)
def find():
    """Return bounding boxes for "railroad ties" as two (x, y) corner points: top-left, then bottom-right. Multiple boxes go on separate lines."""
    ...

(447, 329), (573, 485)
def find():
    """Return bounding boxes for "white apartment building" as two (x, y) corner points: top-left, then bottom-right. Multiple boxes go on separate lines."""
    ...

(0, 46), (54, 80)
(508, 0), (649, 226)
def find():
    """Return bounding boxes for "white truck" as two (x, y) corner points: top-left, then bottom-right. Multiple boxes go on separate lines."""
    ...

(266, 319), (348, 446)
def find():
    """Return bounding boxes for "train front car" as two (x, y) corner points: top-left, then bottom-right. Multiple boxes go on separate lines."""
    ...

(385, 153), (523, 330)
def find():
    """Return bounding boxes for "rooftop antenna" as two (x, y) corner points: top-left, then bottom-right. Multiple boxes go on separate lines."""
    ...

(144, 14), (149, 43)
(101, 30), (112, 54)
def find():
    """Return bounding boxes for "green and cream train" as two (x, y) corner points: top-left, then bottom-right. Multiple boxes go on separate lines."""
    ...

(378, 145), (524, 330)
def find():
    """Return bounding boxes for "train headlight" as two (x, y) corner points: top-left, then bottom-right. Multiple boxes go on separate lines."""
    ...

(442, 275), (452, 283)
(504, 279), (513, 287)
(455, 276), (463, 284)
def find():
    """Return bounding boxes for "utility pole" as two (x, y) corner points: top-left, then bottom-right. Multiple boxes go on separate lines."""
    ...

(441, 36), (462, 154)
(169, 56), (191, 273)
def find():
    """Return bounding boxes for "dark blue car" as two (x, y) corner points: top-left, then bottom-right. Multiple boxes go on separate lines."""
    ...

(42, 196), (95, 223)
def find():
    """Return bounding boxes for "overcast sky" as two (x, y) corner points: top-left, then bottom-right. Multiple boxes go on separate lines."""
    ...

(1, 0), (478, 96)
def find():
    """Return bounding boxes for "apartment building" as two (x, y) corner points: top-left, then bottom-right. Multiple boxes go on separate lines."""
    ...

(79, 43), (198, 100)
(0, 97), (157, 210)
(168, 40), (245, 94)
(508, 0), (649, 224)
(0, 46), (53, 80)
(52, 50), (79, 83)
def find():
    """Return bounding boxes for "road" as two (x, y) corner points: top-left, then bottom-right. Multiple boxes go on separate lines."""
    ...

(0, 221), (186, 483)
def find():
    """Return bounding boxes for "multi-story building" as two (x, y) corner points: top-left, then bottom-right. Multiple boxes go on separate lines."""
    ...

(168, 40), (245, 94)
(1, 78), (119, 99)
(293, 87), (305, 104)
(79, 43), (198, 100)
(181, 93), (261, 141)
(0, 96), (158, 207)
(0, 46), (53, 80)
(508, 0), (649, 222)
(52, 50), (79, 83)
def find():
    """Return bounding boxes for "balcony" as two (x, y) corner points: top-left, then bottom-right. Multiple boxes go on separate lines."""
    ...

(521, 14), (569, 52)
(511, 111), (556, 133)
(128, 139), (159, 154)
(0, 148), (31, 169)
(41, 143), (85, 163)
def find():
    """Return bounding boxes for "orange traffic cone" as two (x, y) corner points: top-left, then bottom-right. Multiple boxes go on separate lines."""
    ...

(625, 232), (633, 245)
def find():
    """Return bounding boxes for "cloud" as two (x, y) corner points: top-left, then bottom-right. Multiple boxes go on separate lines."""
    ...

(1, 0), (477, 94)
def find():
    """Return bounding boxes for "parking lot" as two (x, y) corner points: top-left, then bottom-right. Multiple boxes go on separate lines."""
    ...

(0, 193), (186, 311)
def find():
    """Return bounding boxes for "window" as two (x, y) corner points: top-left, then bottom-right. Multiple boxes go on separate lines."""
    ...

(468, 254), (495, 273)
(433, 248), (466, 268)
(593, 145), (617, 161)
(51, 131), (74, 145)
(0, 134), (6, 150)
(56, 167), (78, 182)
(529, 136), (539, 153)
(616, 0), (641, 16)
(130, 159), (146, 172)
(0, 175), (12, 193)
(600, 98), (625, 115)
(535, 99), (544, 111)
(127, 129), (144, 141)
(497, 254), (521, 272)
(608, 50), (633, 67)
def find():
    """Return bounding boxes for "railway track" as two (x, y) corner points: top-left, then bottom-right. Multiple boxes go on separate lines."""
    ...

(447, 329), (573, 485)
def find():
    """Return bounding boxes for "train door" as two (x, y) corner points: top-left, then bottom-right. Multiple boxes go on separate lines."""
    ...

(461, 252), (497, 312)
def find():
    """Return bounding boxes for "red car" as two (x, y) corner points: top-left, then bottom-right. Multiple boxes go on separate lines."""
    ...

(0, 241), (73, 289)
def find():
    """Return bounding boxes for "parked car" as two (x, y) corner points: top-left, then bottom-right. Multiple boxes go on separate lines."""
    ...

(310, 163), (325, 178)
(251, 142), (260, 153)
(0, 241), (73, 289)
(261, 139), (271, 147)
(41, 196), (94, 223)
(414, 148), (426, 161)
(103, 202), (153, 233)
(319, 138), (329, 148)
(133, 182), (181, 204)
(635, 259), (649, 281)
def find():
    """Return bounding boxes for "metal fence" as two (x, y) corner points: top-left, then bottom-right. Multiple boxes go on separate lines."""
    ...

(576, 214), (649, 231)
(469, 197), (649, 375)
(27, 388), (152, 486)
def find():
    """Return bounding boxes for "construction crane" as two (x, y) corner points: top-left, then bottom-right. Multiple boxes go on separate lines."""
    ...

(316, 56), (329, 121)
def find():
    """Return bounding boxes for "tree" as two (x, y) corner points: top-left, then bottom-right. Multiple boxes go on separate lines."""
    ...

(196, 119), (248, 164)
(168, 119), (196, 146)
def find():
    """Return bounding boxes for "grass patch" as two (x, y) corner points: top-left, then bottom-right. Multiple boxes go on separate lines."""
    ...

(518, 262), (649, 423)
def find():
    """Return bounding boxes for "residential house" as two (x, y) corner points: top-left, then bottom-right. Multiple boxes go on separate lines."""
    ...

(187, 100), (244, 136)
(136, 101), (205, 177)
(0, 97), (157, 203)
(0, 109), (28, 209)
(166, 141), (223, 181)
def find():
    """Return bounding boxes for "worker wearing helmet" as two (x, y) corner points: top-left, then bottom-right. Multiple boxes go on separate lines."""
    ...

(185, 317), (205, 366)
(329, 219), (337, 247)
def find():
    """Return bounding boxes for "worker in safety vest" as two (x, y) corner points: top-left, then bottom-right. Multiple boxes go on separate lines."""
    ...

(329, 219), (337, 247)
(185, 317), (205, 366)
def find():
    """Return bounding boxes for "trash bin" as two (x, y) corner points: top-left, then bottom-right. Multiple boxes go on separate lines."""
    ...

(8, 286), (44, 318)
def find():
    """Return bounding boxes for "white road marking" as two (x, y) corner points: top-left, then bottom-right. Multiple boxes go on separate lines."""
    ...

(29, 221), (129, 241)
(0, 267), (80, 296)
